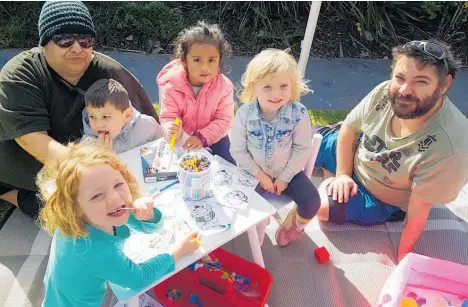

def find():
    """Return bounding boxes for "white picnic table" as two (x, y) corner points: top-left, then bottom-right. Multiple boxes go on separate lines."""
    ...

(113, 140), (277, 307)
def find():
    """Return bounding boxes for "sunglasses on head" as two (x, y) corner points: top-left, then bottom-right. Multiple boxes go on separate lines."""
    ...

(51, 34), (95, 49)
(403, 40), (445, 60)
(403, 40), (449, 72)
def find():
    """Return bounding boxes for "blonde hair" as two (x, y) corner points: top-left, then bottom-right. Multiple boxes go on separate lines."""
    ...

(239, 49), (310, 103)
(37, 138), (141, 239)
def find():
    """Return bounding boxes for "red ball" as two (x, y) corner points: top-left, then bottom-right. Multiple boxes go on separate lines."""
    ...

(314, 247), (330, 264)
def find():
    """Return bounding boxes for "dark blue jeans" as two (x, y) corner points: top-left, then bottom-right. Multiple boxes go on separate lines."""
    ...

(313, 124), (406, 225)
(209, 135), (236, 165)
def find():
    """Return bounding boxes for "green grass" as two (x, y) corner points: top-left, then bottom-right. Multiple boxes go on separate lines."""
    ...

(153, 103), (348, 125)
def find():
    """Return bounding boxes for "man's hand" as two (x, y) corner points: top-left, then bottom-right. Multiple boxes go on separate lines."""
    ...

(327, 174), (358, 203)
(397, 194), (432, 263)
(273, 178), (288, 195)
(183, 136), (203, 150)
(98, 132), (113, 151)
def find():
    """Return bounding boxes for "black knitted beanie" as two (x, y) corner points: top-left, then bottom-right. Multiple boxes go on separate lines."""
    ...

(38, 1), (96, 46)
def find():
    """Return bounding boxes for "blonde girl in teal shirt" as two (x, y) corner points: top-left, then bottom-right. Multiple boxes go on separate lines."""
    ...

(37, 140), (200, 307)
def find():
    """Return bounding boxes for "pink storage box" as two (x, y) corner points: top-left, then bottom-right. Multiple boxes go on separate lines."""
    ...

(377, 253), (468, 307)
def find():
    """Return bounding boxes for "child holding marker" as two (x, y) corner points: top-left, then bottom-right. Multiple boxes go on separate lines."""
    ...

(230, 49), (321, 247)
(157, 21), (236, 164)
(37, 140), (200, 307)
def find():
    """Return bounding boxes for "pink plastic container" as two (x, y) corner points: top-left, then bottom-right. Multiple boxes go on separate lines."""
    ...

(377, 253), (468, 307)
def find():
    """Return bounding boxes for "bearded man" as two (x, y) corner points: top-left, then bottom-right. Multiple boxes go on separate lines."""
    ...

(313, 40), (468, 261)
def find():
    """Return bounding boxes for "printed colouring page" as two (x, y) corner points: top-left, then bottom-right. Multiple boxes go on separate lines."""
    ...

(209, 155), (259, 210)
(123, 190), (235, 264)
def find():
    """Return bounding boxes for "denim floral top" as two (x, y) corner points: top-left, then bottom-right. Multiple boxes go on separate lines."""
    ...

(230, 101), (312, 183)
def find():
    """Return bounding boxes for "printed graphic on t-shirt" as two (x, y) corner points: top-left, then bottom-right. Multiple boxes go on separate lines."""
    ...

(363, 134), (387, 153)
(365, 150), (403, 174)
(362, 133), (439, 174)
(375, 95), (390, 112)
(363, 134), (404, 174)
(418, 135), (437, 152)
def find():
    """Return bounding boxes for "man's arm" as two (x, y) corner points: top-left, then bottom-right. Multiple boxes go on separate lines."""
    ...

(327, 123), (360, 203)
(398, 193), (432, 262)
(15, 131), (68, 164)
(336, 124), (360, 176)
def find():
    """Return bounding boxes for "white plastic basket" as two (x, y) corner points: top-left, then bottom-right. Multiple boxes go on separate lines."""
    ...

(178, 153), (212, 200)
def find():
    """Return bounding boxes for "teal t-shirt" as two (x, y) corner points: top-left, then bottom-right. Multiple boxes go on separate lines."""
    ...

(43, 208), (175, 307)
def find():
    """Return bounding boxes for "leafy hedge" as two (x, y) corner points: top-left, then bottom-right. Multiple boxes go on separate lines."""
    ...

(1, 2), (467, 61)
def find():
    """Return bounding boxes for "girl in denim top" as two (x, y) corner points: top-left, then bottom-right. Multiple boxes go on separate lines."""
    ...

(230, 49), (321, 247)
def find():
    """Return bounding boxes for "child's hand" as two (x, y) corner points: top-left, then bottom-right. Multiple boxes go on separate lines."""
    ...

(172, 232), (201, 261)
(273, 178), (288, 195)
(257, 171), (274, 193)
(131, 196), (154, 221)
(98, 132), (112, 151)
(168, 119), (183, 142)
(183, 136), (203, 150)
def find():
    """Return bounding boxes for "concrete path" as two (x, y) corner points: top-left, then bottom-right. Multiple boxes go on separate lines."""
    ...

(1, 49), (467, 112)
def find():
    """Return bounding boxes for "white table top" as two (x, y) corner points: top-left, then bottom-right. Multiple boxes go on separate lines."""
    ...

(110, 141), (277, 301)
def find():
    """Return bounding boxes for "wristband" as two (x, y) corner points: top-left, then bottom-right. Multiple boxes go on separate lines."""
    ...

(195, 131), (209, 147)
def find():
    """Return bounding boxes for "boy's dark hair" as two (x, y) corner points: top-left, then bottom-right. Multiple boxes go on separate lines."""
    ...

(392, 39), (461, 80)
(173, 21), (232, 64)
(84, 79), (129, 112)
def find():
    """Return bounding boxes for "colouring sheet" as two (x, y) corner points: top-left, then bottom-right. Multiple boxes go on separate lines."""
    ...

(113, 292), (163, 307)
(123, 190), (235, 264)
(210, 155), (259, 210)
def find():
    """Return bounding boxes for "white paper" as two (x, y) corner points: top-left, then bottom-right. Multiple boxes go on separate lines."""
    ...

(123, 190), (235, 264)
(113, 292), (163, 307)
(210, 155), (259, 210)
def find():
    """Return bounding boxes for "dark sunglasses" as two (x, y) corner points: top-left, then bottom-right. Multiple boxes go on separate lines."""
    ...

(51, 34), (95, 49)
(403, 40), (448, 72)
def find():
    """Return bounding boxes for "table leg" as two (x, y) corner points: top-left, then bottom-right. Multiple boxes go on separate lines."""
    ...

(247, 226), (265, 268)
(256, 218), (269, 247)
(124, 295), (139, 307)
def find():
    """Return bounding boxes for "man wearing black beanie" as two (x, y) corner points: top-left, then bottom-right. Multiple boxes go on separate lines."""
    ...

(0, 1), (159, 219)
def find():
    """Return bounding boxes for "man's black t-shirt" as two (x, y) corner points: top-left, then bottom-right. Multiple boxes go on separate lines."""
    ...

(0, 47), (158, 191)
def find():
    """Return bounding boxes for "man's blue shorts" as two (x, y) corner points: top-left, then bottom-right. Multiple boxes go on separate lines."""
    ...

(314, 124), (406, 225)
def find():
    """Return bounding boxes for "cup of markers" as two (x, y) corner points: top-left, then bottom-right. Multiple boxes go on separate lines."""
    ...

(178, 153), (211, 200)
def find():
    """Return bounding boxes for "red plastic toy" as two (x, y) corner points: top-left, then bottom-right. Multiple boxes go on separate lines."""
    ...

(314, 247), (330, 264)
(152, 248), (273, 307)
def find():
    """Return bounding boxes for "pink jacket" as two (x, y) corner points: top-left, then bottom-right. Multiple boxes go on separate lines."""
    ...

(156, 59), (234, 146)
